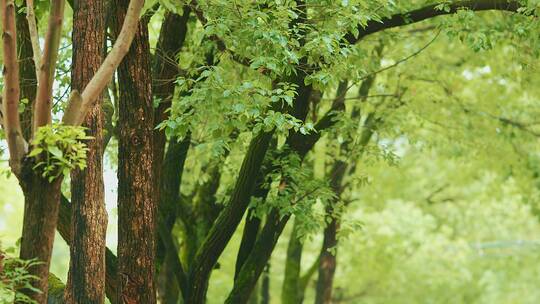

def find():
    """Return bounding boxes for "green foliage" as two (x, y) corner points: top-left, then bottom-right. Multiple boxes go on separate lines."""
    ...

(0, 246), (41, 304)
(29, 124), (92, 182)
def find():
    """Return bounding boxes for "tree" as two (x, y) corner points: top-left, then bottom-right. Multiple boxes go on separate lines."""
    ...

(1, 1), (538, 304)
(1, 0), (145, 301)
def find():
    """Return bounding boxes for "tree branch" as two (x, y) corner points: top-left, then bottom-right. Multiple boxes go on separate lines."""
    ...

(25, 0), (41, 80)
(63, 0), (146, 126)
(1, 0), (27, 175)
(345, 0), (522, 43)
(33, 0), (65, 131)
(189, 0), (252, 68)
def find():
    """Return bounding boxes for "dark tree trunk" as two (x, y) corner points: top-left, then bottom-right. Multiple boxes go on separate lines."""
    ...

(186, 130), (274, 304)
(226, 210), (289, 304)
(113, 1), (156, 302)
(314, 216), (339, 304)
(151, 10), (191, 303)
(17, 172), (62, 303)
(235, 210), (261, 278)
(261, 263), (270, 304)
(157, 252), (181, 304)
(15, 5), (36, 141)
(64, 0), (108, 302)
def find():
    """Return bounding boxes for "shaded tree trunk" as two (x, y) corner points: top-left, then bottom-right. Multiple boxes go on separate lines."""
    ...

(15, 4), (36, 141)
(64, 0), (107, 302)
(261, 263), (271, 304)
(57, 196), (119, 304)
(282, 219), (303, 304)
(113, 0), (156, 302)
(314, 216), (339, 304)
(18, 173), (62, 303)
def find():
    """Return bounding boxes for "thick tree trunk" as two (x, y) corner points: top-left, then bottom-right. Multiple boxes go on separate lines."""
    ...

(113, 0), (156, 302)
(64, 0), (107, 302)
(18, 171), (62, 303)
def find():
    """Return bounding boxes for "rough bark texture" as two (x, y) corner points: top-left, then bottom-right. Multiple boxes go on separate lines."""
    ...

(15, 4), (37, 141)
(17, 172), (62, 303)
(113, 0), (156, 302)
(64, 0), (107, 302)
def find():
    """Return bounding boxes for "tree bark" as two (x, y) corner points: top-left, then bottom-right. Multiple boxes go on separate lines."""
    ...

(226, 210), (289, 304)
(314, 216), (339, 304)
(346, 0), (521, 43)
(17, 172), (62, 303)
(58, 197), (118, 303)
(113, 0), (156, 302)
(15, 3), (37, 141)
(64, 0), (107, 302)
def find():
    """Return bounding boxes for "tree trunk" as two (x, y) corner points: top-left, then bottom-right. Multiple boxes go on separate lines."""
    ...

(226, 210), (289, 304)
(64, 0), (107, 302)
(261, 263), (270, 304)
(17, 171), (62, 303)
(314, 217), (339, 304)
(113, 1), (156, 302)
(15, 4), (36, 141)
(282, 219), (303, 304)
(186, 130), (274, 304)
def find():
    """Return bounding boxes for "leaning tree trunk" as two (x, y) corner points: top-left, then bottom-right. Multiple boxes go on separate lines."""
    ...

(64, 0), (108, 302)
(113, 0), (156, 302)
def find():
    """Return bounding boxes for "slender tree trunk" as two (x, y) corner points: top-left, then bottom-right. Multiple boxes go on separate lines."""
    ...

(261, 263), (270, 304)
(282, 219), (303, 304)
(18, 173), (62, 303)
(64, 0), (107, 302)
(113, 1), (156, 302)
(314, 216), (339, 304)
(15, 4), (36, 141)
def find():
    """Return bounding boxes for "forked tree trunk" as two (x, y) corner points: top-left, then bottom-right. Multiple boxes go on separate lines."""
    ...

(64, 0), (107, 302)
(112, 0), (156, 302)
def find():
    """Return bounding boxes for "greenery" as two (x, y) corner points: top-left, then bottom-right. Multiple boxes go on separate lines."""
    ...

(0, 245), (40, 304)
(28, 124), (91, 182)
(2, 0), (540, 303)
